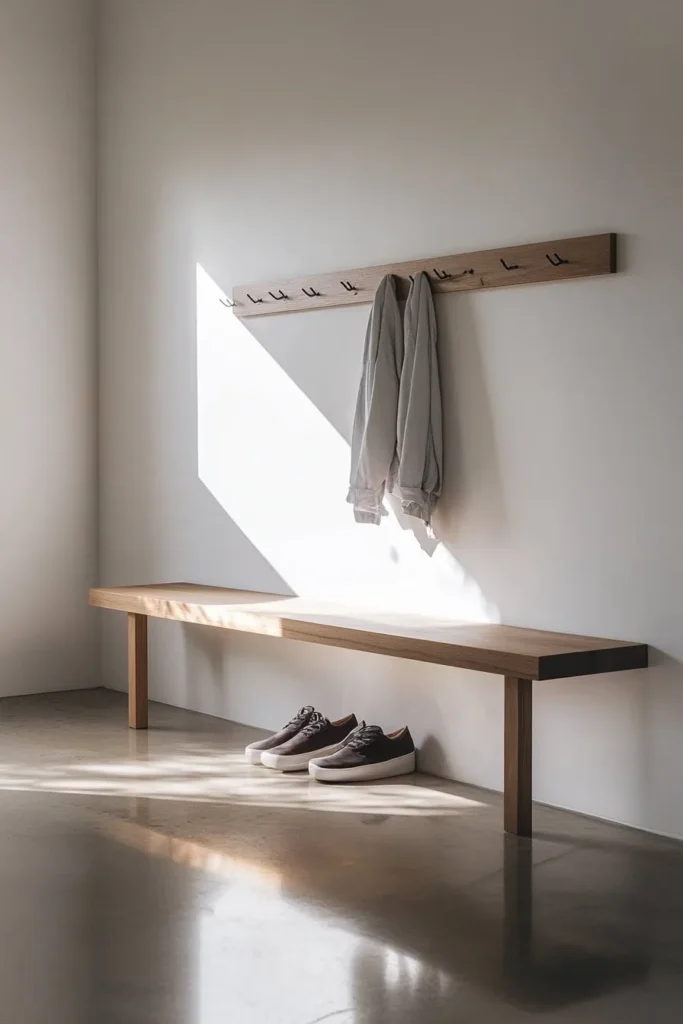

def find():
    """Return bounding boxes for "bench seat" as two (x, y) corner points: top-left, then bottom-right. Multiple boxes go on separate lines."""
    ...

(89, 583), (648, 836)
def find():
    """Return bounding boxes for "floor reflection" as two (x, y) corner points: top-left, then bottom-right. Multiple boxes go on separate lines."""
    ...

(94, 807), (656, 1021)
(0, 690), (681, 1024)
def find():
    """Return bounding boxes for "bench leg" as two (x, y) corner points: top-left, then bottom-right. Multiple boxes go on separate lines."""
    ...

(128, 613), (148, 730)
(504, 676), (532, 836)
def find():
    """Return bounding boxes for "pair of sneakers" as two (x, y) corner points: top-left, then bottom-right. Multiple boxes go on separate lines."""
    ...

(245, 706), (416, 782)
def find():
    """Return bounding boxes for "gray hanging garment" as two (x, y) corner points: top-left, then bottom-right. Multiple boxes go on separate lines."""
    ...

(394, 270), (443, 531)
(347, 274), (404, 524)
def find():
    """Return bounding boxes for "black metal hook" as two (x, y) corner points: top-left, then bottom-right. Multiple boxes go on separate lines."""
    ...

(219, 296), (236, 308)
(247, 293), (263, 304)
(545, 252), (570, 267)
(302, 286), (321, 297)
(268, 289), (289, 300)
(434, 267), (475, 281)
(500, 258), (519, 271)
(340, 280), (358, 292)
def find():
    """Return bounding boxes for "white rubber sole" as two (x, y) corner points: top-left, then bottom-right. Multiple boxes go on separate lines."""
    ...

(245, 745), (268, 765)
(309, 750), (416, 783)
(260, 740), (347, 772)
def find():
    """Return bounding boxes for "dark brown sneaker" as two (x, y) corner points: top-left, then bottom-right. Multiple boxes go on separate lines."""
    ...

(260, 711), (358, 772)
(244, 706), (316, 764)
(309, 722), (416, 782)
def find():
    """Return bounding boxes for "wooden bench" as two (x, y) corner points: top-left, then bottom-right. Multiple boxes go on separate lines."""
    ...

(89, 584), (648, 836)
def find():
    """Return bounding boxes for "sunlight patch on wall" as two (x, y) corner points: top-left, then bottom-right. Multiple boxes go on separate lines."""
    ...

(197, 264), (497, 621)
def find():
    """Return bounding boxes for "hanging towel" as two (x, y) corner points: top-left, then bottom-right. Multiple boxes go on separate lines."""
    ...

(394, 270), (442, 531)
(347, 274), (404, 524)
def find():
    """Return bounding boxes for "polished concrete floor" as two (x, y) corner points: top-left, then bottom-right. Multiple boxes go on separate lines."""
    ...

(1, 689), (682, 1023)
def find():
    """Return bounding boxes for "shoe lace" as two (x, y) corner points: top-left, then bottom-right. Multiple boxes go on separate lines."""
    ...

(346, 723), (383, 751)
(285, 705), (315, 728)
(299, 710), (329, 737)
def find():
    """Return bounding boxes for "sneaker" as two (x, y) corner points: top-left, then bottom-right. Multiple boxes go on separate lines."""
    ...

(309, 722), (416, 782)
(244, 705), (316, 764)
(260, 711), (358, 771)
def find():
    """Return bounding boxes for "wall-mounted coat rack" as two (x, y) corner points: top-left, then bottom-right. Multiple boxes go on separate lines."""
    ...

(232, 233), (616, 318)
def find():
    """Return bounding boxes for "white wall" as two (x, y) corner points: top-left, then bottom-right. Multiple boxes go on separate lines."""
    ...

(98, 0), (683, 838)
(0, 0), (97, 695)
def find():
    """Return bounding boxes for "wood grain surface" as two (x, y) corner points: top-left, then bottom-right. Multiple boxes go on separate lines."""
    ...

(128, 612), (148, 730)
(91, 584), (647, 681)
(504, 677), (533, 836)
(233, 233), (616, 317)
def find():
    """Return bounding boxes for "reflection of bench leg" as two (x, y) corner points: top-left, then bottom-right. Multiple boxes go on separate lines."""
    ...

(504, 834), (533, 963)
(504, 676), (532, 836)
(128, 613), (148, 730)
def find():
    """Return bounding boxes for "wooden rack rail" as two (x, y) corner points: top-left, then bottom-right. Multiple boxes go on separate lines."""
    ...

(233, 232), (616, 317)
